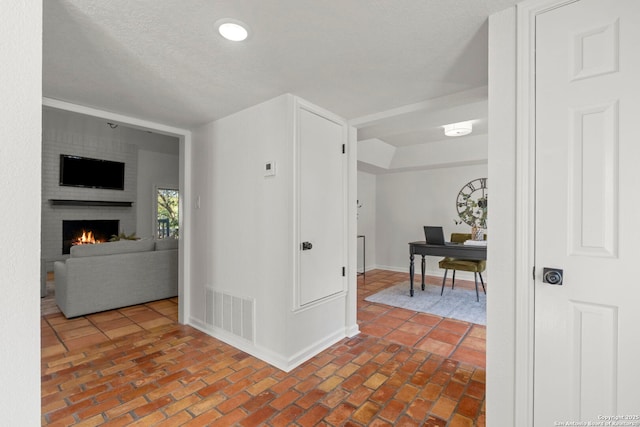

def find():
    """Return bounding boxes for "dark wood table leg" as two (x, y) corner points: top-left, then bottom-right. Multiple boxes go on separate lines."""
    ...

(421, 255), (426, 290)
(409, 252), (415, 297)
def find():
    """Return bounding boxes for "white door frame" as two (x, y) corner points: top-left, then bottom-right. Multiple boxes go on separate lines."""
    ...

(510, 0), (582, 425)
(489, 1), (587, 425)
(487, 6), (519, 427)
(41, 97), (192, 324)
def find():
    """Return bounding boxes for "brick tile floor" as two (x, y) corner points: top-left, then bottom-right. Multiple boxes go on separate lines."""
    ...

(42, 269), (486, 426)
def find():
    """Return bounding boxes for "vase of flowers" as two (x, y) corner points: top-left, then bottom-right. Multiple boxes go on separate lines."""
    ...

(471, 225), (484, 241)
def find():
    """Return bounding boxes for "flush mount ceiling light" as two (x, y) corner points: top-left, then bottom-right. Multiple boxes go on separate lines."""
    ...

(216, 19), (250, 41)
(443, 121), (473, 137)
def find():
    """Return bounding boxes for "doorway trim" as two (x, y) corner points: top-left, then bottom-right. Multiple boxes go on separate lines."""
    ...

(509, 0), (582, 425)
(41, 97), (192, 323)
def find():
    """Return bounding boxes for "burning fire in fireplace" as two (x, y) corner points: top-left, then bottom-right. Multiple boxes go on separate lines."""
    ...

(62, 220), (118, 254)
(72, 230), (103, 246)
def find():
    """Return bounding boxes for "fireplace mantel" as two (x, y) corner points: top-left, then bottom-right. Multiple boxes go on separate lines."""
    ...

(49, 199), (133, 208)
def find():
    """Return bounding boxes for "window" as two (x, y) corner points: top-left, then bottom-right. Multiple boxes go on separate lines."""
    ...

(156, 188), (179, 239)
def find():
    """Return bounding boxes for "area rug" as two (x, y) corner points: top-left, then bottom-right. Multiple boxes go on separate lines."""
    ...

(364, 282), (486, 325)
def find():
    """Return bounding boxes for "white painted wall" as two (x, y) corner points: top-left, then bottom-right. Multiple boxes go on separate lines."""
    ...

(375, 164), (489, 278)
(0, 0), (42, 424)
(189, 94), (351, 370)
(136, 150), (180, 238)
(357, 171), (377, 271)
(390, 134), (487, 170)
(189, 121), (215, 325)
(487, 6), (517, 425)
(358, 138), (396, 171)
(189, 95), (293, 358)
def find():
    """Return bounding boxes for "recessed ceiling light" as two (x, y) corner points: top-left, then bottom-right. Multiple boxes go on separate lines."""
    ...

(216, 19), (250, 41)
(443, 121), (473, 137)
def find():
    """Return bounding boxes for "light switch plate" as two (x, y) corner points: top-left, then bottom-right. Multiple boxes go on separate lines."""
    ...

(264, 161), (276, 177)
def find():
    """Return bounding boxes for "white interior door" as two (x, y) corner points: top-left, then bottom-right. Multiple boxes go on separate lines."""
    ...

(535, 0), (640, 423)
(298, 106), (346, 306)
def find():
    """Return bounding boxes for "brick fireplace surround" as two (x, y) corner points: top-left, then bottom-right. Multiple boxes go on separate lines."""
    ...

(41, 109), (138, 273)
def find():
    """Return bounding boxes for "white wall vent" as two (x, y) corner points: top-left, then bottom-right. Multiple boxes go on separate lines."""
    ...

(208, 289), (255, 343)
(205, 287), (214, 326)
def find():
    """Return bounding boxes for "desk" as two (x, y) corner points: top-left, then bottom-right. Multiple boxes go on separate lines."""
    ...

(408, 241), (487, 297)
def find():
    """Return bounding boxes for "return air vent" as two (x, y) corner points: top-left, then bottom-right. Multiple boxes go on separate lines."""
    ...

(205, 288), (214, 326)
(205, 288), (255, 343)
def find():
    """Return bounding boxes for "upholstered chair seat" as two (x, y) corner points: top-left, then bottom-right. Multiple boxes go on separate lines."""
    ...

(438, 233), (486, 301)
(438, 258), (486, 273)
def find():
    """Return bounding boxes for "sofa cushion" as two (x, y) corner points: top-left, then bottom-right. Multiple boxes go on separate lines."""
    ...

(155, 238), (179, 251)
(70, 239), (155, 258)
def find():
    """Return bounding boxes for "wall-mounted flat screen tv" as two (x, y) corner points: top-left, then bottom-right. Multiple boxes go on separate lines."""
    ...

(59, 154), (125, 190)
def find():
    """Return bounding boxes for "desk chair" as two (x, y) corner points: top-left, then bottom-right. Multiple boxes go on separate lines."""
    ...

(438, 233), (486, 301)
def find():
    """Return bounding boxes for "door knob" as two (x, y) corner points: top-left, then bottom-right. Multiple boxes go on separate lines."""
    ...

(542, 268), (563, 285)
(301, 241), (313, 250)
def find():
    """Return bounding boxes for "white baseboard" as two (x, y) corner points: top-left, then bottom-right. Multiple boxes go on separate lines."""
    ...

(369, 264), (485, 282)
(357, 264), (377, 274)
(285, 328), (346, 371)
(189, 317), (291, 371)
(345, 324), (360, 338)
(374, 264), (409, 273)
(188, 317), (348, 373)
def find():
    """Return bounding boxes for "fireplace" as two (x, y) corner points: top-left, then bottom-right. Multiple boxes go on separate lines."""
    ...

(62, 220), (120, 254)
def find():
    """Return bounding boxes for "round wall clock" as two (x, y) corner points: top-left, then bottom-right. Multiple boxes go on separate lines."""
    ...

(456, 178), (488, 228)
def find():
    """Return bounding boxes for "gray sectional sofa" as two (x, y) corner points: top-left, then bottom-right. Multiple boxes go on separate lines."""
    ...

(54, 238), (178, 318)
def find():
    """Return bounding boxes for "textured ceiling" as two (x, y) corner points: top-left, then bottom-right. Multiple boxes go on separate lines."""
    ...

(43, 0), (517, 130)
